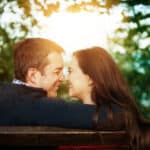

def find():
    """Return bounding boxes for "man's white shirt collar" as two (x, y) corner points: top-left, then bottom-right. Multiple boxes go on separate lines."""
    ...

(12, 79), (30, 86)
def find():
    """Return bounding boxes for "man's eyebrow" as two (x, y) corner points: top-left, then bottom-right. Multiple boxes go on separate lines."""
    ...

(55, 67), (63, 70)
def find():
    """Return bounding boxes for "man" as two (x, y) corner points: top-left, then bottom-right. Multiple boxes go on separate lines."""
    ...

(0, 38), (93, 128)
(0, 38), (124, 130)
(13, 38), (64, 98)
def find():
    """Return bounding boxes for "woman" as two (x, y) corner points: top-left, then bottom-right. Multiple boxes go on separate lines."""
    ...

(67, 47), (150, 150)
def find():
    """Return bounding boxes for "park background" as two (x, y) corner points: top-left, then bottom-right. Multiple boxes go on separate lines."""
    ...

(0, 0), (150, 119)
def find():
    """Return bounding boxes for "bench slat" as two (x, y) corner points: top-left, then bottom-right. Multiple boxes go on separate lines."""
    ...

(0, 126), (130, 149)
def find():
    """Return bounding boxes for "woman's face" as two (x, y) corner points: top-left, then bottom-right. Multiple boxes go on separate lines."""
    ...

(67, 56), (93, 101)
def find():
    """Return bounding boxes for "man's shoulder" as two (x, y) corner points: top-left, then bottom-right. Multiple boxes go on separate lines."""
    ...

(0, 82), (47, 99)
(0, 82), (14, 95)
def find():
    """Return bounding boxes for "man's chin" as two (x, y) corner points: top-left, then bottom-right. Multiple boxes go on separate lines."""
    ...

(48, 92), (57, 98)
(69, 91), (76, 98)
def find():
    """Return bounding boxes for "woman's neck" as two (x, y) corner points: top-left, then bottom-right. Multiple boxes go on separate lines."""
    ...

(82, 94), (95, 105)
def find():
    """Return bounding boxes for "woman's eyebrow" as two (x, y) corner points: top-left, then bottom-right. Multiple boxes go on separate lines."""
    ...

(68, 67), (72, 71)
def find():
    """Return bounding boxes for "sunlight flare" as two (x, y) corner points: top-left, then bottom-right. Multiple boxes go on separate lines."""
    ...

(37, 10), (122, 54)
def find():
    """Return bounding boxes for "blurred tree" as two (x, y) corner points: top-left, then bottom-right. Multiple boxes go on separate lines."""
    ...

(108, 0), (150, 118)
(0, 26), (14, 82)
(0, 0), (32, 82)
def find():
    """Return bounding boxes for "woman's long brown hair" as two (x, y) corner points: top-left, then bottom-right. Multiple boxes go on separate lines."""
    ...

(73, 47), (150, 149)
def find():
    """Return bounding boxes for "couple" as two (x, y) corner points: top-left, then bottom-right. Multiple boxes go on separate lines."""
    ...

(0, 38), (149, 149)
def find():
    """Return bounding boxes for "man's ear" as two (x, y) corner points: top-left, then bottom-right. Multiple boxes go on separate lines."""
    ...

(26, 68), (41, 87)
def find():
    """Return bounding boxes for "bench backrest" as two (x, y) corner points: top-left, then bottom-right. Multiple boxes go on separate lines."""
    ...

(0, 126), (130, 149)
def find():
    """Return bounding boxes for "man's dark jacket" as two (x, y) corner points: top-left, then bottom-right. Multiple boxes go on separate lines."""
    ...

(0, 83), (125, 130)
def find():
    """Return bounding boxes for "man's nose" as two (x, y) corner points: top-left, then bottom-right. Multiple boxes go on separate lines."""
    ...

(59, 73), (65, 81)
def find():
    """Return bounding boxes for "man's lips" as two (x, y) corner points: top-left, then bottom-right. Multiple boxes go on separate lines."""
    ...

(68, 84), (72, 89)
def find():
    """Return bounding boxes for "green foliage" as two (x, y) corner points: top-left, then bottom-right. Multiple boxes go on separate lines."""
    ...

(109, 2), (150, 118)
(0, 0), (30, 83)
(0, 27), (14, 82)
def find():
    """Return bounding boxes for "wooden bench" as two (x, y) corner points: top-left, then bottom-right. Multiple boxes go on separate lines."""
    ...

(0, 126), (130, 149)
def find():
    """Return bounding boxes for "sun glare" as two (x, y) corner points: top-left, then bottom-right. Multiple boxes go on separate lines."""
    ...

(1, 1), (123, 55)
(35, 10), (122, 55)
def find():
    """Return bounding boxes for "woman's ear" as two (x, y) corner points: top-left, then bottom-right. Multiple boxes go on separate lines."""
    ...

(25, 67), (41, 87)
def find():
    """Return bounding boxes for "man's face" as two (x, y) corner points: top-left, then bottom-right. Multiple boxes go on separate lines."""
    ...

(37, 52), (64, 97)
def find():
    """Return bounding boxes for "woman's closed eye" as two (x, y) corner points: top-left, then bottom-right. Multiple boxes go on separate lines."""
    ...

(68, 68), (73, 74)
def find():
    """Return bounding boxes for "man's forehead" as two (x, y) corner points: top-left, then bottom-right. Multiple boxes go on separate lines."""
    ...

(46, 52), (64, 68)
(48, 52), (63, 61)
(47, 52), (63, 60)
